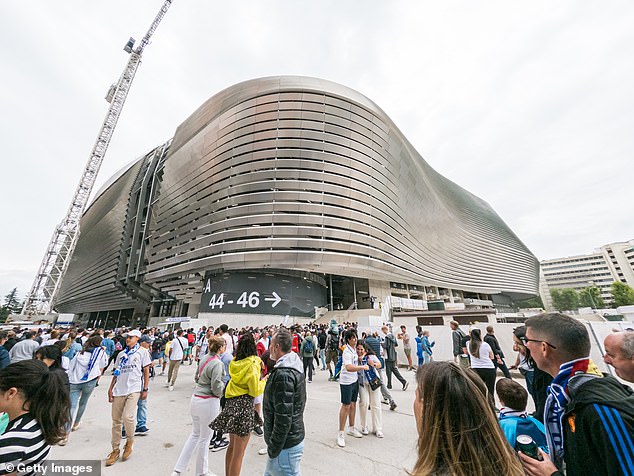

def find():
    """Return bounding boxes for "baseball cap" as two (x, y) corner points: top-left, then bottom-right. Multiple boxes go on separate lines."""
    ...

(127, 329), (142, 338)
(139, 334), (151, 343)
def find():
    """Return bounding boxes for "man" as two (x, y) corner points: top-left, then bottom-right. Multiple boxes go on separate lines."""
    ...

(134, 334), (153, 435)
(449, 321), (468, 368)
(167, 329), (188, 391)
(2, 330), (17, 352)
(325, 327), (340, 380)
(484, 325), (512, 379)
(397, 325), (414, 371)
(8, 331), (39, 362)
(263, 328), (306, 476)
(317, 328), (327, 371)
(195, 327), (214, 363)
(106, 329), (151, 466)
(519, 313), (634, 476)
(604, 331), (634, 383)
(218, 324), (234, 356)
(337, 329), (368, 448)
(381, 326), (408, 391)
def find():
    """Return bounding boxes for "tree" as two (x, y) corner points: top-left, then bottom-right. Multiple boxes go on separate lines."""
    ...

(516, 295), (544, 309)
(1, 288), (22, 323)
(550, 288), (579, 312)
(611, 281), (634, 307)
(578, 286), (605, 309)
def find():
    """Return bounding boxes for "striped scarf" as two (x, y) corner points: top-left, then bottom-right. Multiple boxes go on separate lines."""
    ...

(544, 357), (601, 468)
(113, 343), (140, 377)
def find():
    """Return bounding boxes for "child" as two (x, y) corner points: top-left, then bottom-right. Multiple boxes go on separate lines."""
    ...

(495, 378), (547, 453)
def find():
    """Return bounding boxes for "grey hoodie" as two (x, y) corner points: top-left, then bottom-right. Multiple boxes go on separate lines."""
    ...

(274, 351), (304, 373)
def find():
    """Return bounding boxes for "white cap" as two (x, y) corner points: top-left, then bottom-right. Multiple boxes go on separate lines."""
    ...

(127, 329), (142, 338)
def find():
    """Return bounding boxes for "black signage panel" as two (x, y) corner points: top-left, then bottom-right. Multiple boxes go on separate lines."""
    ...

(200, 271), (327, 317)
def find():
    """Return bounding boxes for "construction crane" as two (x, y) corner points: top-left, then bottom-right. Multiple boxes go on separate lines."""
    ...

(22, 0), (174, 315)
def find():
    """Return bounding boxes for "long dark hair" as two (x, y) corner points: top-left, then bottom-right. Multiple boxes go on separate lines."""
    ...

(34, 345), (64, 370)
(235, 332), (257, 360)
(0, 360), (70, 445)
(468, 329), (482, 358)
(411, 362), (523, 476)
(82, 336), (103, 354)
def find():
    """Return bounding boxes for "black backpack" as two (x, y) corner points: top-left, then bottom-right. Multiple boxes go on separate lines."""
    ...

(327, 332), (339, 352)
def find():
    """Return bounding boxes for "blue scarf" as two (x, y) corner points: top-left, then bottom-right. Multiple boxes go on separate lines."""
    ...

(113, 344), (140, 377)
(361, 356), (379, 383)
(544, 357), (592, 468)
(81, 347), (103, 381)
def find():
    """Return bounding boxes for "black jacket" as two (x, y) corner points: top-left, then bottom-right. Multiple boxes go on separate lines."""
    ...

(562, 374), (634, 476)
(483, 333), (503, 358)
(263, 353), (306, 458)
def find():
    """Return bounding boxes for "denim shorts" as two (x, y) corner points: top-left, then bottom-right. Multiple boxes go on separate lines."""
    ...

(340, 381), (359, 405)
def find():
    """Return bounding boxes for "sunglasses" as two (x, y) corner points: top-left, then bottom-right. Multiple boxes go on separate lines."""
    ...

(520, 337), (557, 349)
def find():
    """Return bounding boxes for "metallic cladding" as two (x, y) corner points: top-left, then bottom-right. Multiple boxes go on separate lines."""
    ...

(142, 76), (539, 301)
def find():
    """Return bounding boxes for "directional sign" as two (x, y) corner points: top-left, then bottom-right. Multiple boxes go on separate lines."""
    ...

(200, 271), (326, 317)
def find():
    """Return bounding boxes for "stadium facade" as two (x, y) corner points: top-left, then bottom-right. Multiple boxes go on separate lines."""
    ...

(55, 76), (539, 328)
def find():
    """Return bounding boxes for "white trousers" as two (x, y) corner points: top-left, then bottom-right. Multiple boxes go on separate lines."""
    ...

(173, 395), (221, 475)
(358, 382), (382, 433)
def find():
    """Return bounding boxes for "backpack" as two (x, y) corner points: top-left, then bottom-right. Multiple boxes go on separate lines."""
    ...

(152, 337), (164, 352)
(327, 332), (339, 352)
(303, 338), (314, 355)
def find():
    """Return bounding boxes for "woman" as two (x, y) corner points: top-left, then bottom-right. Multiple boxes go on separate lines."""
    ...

(0, 360), (71, 473)
(356, 340), (383, 438)
(210, 333), (266, 476)
(300, 331), (316, 383)
(67, 336), (108, 432)
(420, 330), (435, 365)
(466, 329), (496, 405)
(411, 362), (523, 476)
(34, 345), (68, 373)
(172, 336), (226, 476)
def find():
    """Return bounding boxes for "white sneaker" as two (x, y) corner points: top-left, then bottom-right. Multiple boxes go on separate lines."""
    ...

(258, 448), (268, 455)
(168, 385), (174, 392)
(347, 427), (363, 438)
(376, 430), (384, 438)
(336, 432), (345, 447)
(360, 426), (369, 435)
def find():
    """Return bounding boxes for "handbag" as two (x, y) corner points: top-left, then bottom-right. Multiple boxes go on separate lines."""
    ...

(368, 377), (382, 391)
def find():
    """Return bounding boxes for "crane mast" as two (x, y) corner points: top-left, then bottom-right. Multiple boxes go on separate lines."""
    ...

(22, 0), (173, 315)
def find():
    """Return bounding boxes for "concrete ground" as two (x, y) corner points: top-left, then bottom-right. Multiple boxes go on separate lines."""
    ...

(51, 362), (421, 475)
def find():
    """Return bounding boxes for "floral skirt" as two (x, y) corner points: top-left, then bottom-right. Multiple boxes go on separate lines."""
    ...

(209, 393), (262, 437)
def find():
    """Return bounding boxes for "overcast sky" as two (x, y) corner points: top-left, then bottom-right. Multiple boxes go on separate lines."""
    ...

(2, 1), (634, 300)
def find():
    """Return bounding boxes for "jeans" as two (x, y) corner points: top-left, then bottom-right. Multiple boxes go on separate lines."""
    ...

(319, 349), (326, 369)
(264, 440), (304, 476)
(494, 357), (512, 379)
(69, 378), (99, 427)
(174, 395), (220, 475)
(302, 356), (313, 381)
(136, 397), (147, 428)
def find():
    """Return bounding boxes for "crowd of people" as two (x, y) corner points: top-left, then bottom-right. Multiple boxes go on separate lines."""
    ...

(0, 313), (632, 475)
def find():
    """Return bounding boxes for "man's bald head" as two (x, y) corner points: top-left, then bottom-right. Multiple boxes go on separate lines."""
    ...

(604, 331), (634, 383)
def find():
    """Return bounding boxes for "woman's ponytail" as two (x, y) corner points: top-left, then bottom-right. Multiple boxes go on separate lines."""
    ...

(0, 360), (70, 445)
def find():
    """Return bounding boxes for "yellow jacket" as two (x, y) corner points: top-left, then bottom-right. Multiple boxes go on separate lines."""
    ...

(225, 355), (265, 399)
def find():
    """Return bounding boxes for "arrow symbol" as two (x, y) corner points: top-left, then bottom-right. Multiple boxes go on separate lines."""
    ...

(264, 292), (281, 308)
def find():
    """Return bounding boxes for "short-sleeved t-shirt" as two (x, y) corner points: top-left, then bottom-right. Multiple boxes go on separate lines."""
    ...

(169, 336), (188, 361)
(469, 341), (495, 369)
(112, 347), (151, 396)
(402, 332), (411, 350)
(340, 345), (359, 385)
(0, 413), (49, 476)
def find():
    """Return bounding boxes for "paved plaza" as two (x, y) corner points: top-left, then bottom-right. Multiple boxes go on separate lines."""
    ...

(51, 362), (421, 475)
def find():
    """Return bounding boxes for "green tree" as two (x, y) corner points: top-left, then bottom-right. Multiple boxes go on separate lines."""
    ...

(1, 288), (22, 323)
(611, 281), (634, 307)
(550, 288), (579, 311)
(578, 286), (605, 309)
(516, 295), (544, 309)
